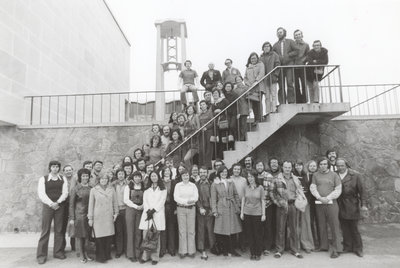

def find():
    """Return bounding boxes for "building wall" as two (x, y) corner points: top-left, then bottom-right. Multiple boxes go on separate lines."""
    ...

(0, 118), (399, 231)
(0, 0), (130, 125)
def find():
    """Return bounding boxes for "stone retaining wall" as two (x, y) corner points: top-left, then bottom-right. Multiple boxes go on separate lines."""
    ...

(0, 118), (399, 231)
(254, 119), (400, 224)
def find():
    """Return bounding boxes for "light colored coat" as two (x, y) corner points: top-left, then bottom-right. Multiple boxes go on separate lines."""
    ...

(87, 185), (119, 238)
(211, 178), (242, 235)
(244, 62), (265, 100)
(139, 186), (167, 231)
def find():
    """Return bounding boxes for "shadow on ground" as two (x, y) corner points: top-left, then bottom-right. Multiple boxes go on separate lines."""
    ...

(0, 223), (399, 268)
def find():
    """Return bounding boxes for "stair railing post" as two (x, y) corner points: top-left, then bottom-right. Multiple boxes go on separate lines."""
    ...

(303, 66), (308, 103)
(236, 102), (240, 141)
(338, 66), (343, 103)
(292, 66), (296, 104)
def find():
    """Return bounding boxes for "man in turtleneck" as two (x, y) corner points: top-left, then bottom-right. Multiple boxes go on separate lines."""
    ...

(293, 29), (310, 104)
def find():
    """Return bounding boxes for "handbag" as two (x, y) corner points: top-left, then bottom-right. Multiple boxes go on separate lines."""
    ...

(88, 225), (96, 242)
(218, 119), (229, 130)
(295, 190), (308, 212)
(140, 218), (159, 251)
(67, 221), (75, 237)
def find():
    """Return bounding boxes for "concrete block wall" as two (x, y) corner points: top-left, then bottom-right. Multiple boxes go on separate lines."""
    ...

(0, 0), (130, 125)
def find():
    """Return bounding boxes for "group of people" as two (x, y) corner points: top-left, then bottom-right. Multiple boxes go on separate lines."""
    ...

(36, 147), (368, 265)
(179, 27), (329, 123)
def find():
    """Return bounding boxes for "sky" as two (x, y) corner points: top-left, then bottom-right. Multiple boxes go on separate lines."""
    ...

(106, 0), (400, 92)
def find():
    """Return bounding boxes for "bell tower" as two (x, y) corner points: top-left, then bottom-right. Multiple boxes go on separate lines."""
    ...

(154, 19), (187, 120)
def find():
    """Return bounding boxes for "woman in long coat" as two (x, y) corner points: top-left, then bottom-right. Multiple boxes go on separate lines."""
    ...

(139, 171), (167, 265)
(244, 52), (265, 123)
(88, 173), (119, 263)
(198, 100), (214, 169)
(69, 168), (92, 263)
(233, 76), (250, 141)
(211, 166), (242, 256)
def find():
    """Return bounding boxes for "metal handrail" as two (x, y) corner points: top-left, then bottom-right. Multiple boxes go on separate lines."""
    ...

(23, 89), (183, 98)
(23, 65), (338, 98)
(156, 64), (340, 165)
(350, 84), (400, 109)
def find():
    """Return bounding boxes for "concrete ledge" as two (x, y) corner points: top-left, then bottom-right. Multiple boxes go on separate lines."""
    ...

(17, 121), (154, 129)
(335, 114), (400, 120)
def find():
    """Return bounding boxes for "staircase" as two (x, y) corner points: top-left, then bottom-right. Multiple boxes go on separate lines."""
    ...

(161, 64), (349, 168)
(223, 102), (350, 167)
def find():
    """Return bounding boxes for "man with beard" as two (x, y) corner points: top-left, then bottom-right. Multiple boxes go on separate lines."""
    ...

(242, 156), (256, 178)
(293, 30), (310, 103)
(267, 157), (281, 178)
(326, 149), (338, 171)
(272, 27), (299, 104)
(255, 161), (276, 255)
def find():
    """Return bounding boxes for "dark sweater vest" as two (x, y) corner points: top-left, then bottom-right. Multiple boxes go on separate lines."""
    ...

(44, 175), (64, 202)
(129, 181), (143, 205)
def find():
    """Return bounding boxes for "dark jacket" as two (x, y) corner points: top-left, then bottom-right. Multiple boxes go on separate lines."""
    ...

(224, 90), (239, 116)
(259, 51), (281, 85)
(200, 69), (222, 91)
(272, 38), (299, 65)
(294, 170), (313, 204)
(337, 169), (366, 220)
(305, 47), (329, 82)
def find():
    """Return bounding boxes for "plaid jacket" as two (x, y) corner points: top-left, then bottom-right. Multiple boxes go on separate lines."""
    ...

(257, 171), (275, 208)
(270, 172), (304, 208)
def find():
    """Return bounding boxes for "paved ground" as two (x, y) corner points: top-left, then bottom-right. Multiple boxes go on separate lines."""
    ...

(0, 223), (399, 268)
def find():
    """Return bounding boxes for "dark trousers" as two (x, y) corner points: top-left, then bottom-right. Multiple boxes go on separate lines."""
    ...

(37, 203), (65, 259)
(310, 203), (320, 248)
(275, 203), (299, 254)
(237, 115), (248, 141)
(215, 234), (233, 255)
(316, 202), (342, 252)
(197, 212), (215, 251)
(95, 236), (112, 263)
(126, 207), (143, 259)
(114, 209), (127, 255)
(161, 203), (177, 254)
(227, 114), (237, 140)
(61, 201), (74, 252)
(294, 68), (307, 103)
(340, 218), (363, 253)
(244, 215), (263, 256)
(278, 67), (295, 104)
(263, 204), (276, 251)
(249, 100), (261, 122)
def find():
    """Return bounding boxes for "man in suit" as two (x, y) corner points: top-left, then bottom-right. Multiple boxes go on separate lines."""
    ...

(272, 27), (299, 104)
(336, 158), (368, 257)
(200, 63), (222, 91)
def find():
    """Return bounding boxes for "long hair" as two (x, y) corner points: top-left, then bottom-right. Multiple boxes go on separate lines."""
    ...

(146, 171), (166, 190)
(168, 112), (177, 124)
(150, 135), (161, 148)
(246, 52), (259, 67)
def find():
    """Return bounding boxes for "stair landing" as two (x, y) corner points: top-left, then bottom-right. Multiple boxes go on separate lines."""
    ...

(223, 102), (350, 167)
